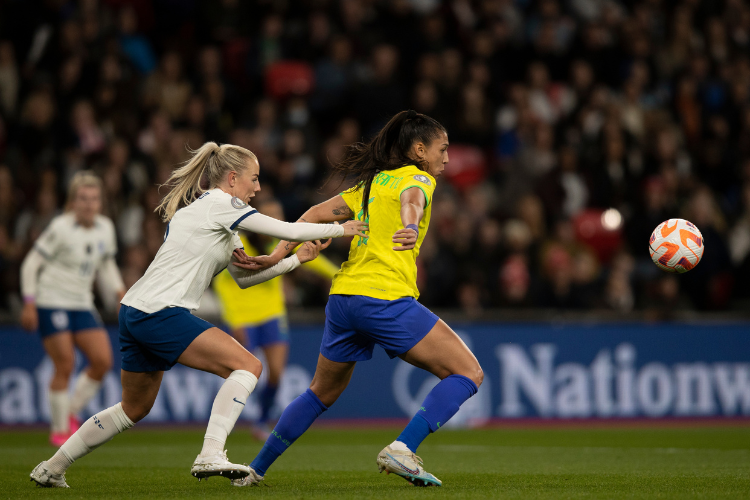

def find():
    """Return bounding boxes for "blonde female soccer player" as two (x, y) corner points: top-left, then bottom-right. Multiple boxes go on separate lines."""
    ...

(212, 197), (338, 441)
(233, 110), (483, 488)
(30, 142), (367, 488)
(20, 172), (125, 447)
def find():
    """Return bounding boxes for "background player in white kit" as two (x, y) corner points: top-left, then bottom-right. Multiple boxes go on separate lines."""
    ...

(29, 142), (367, 488)
(20, 172), (125, 447)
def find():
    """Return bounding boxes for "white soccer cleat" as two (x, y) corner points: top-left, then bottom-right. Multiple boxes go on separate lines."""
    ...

(30, 461), (70, 488)
(376, 445), (442, 487)
(230, 466), (264, 487)
(191, 450), (250, 480)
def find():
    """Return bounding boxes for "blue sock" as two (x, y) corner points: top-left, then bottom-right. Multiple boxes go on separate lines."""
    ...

(397, 374), (478, 452)
(250, 388), (327, 476)
(258, 383), (279, 424)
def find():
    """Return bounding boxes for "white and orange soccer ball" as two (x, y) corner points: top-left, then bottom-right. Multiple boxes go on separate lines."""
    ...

(649, 219), (704, 273)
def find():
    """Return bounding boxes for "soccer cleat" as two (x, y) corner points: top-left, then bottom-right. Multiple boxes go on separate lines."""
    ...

(376, 445), (442, 487)
(30, 462), (70, 488)
(230, 467), (264, 487)
(69, 415), (80, 434)
(191, 450), (250, 480)
(49, 432), (69, 447)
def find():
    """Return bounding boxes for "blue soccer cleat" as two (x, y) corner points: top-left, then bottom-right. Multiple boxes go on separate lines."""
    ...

(376, 445), (442, 487)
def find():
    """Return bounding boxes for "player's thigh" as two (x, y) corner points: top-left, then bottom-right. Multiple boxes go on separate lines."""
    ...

(42, 332), (76, 376)
(309, 354), (356, 407)
(399, 319), (483, 386)
(177, 327), (262, 379)
(73, 328), (113, 375)
(121, 370), (163, 423)
(263, 343), (289, 385)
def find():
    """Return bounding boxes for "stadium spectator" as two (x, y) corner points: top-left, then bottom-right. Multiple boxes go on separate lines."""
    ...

(1, 0), (750, 318)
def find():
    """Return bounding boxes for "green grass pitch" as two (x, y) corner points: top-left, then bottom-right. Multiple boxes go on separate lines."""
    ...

(3, 425), (750, 499)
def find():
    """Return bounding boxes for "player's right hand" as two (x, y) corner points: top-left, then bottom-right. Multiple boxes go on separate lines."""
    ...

(232, 248), (279, 271)
(297, 239), (332, 264)
(20, 302), (38, 332)
(341, 220), (368, 238)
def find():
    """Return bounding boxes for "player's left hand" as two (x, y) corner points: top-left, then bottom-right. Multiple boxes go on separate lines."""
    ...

(392, 228), (418, 251)
(297, 239), (332, 264)
(232, 248), (278, 271)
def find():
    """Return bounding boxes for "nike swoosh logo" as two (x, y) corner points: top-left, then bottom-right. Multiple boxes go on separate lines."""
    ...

(233, 398), (245, 406)
(660, 220), (678, 238)
(387, 453), (420, 475)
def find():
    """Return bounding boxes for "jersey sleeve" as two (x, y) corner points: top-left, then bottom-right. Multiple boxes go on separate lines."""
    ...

(105, 219), (118, 258)
(209, 194), (259, 232)
(33, 218), (62, 259)
(340, 186), (363, 215)
(399, 173), (436, 207)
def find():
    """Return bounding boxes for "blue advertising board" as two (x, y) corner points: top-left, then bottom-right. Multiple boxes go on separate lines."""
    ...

(1, 322), (749, 425)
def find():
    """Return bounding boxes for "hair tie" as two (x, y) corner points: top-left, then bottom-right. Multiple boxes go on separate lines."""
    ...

(406, 109), (417, 120)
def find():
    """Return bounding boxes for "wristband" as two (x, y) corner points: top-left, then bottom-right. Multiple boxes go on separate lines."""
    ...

(406, 224), (419, 238)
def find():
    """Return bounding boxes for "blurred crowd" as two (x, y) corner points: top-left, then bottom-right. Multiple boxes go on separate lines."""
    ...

(1, 0), (750, 318)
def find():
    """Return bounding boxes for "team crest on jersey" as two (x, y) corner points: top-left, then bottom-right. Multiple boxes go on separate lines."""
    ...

(231, 197), (248, 209)
(413, 174), (431, 186)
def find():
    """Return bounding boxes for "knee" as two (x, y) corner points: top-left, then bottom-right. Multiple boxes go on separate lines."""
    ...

(88, 356), (113, 380)
(240, 353), (262, 380)
(122, 402), (152, 423)
(471, 366), (484, 388)
(54, 358), (75, 379)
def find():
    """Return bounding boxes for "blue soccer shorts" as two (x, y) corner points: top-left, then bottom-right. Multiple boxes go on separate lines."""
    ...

(321, 294), (439, 362)
(37, 308), (103, 338)
(244, 316), (290, 349)
(119, 304), (214, 372)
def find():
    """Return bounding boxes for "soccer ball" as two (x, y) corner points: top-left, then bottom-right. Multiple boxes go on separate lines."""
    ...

(649, 219), (704, 273)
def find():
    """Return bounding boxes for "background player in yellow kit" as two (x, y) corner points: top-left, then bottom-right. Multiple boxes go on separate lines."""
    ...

(212, 197), (338, 440)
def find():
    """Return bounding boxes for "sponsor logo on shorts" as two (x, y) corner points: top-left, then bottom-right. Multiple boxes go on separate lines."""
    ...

(231, 197), (248, 209)
(413, 175), (431, 186)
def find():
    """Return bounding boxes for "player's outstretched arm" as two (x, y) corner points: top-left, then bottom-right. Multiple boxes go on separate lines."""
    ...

(393, 187), (426, 251)
(236, 210), (365, 242)
(243, 195), (359, 270)
(228, 240), (330, 288)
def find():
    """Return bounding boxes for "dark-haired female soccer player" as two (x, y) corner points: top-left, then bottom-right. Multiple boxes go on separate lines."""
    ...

(233, 110), (483, 487)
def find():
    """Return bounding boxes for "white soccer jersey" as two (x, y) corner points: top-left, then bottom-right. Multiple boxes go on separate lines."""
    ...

(32, 213), (119, 310)
(122, 188), (344, 314)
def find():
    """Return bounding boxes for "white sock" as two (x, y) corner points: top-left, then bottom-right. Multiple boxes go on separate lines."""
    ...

(200, 370), (258, 457)
(49, 390), (70, 434)
(390, 440), (410, 452)
(46, 402), (134, 474)
(69, 372), (102, 416)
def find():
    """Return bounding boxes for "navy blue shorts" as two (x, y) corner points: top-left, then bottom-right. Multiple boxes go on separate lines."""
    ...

(119, 304), (214, 372)
(321, 295), (439, 362)
(38, 308), (103, 338)
(245, 317), (289, 349)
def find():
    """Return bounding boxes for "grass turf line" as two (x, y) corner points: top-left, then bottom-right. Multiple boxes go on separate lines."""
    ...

(3, 426), (750, 499)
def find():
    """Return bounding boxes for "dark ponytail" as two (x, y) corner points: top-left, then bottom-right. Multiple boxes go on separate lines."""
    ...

(329, 110), (446, 220)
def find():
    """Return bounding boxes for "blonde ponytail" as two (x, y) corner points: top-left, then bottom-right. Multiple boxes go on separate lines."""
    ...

(156, 142), (258, 221)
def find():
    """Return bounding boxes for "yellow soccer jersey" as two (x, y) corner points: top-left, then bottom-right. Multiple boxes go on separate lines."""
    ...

(330, 164), (435, 300)
(213, 235), (338, 328)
